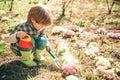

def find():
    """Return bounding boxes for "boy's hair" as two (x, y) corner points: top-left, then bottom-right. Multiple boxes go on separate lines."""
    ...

(27, 4), (52, 26)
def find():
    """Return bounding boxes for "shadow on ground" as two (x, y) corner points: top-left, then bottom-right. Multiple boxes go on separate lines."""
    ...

(0, 60), (61, 80)
(0, 61), (40, 80)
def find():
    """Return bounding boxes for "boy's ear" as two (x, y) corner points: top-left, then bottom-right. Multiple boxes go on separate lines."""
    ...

(31, 18), (36, 24)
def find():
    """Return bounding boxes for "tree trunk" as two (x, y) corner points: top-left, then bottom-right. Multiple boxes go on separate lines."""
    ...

(9, 0), (14, 11)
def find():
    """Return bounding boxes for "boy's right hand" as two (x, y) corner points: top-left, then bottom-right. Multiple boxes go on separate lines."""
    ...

(16, 31), (28, 39)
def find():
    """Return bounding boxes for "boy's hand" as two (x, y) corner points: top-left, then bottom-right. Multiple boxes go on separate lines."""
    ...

(46, 46), (51, 51)
(16, 31), (28, 39)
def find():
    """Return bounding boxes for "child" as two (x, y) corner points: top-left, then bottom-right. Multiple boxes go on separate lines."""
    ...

(9, 4), (53, 67)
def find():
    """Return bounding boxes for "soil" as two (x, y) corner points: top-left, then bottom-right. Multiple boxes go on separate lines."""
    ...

(0, 0), (120, 80)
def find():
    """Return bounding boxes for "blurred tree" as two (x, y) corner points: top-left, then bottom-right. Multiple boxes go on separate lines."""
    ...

(106, 0), (120, 14)
(57, 0), (72, 21)
(9, 0), (14, 11)
(56, 0), (78, 23)
(0, 0), (15, 11)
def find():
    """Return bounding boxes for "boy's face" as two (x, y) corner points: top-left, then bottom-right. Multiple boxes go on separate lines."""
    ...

(31, 18), (44, 30)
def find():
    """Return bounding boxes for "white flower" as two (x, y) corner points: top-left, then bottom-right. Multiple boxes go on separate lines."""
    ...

(0, 10), (6, 15)
(96, 28), (107, 34)
(52, 26), (65, 34)
(1, 16), (10, 22)
(84, 42), (99, 56)
(88, 42), (99, 53)
(66, 75), (79, 80)
(58, 41), (69, 49)
(84, 48), (95, 56)
(74, 40), (86, 48)
(61, 52), (79, 67)
(95, 56), (111, 67)
(57, 41), (69, 56)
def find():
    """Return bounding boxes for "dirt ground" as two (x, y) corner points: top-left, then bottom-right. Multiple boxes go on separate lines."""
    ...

(0, 0), (120, 80)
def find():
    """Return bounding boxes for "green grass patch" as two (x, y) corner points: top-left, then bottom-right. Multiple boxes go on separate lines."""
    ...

(104, 18), (120, 24)
(73, 19), (85, 27)
(112, 5), (120, 12)
(95, 0), (106, 2)
(0, 43), (5, 55)
(85, 69), (99, 80)
(0, 20), (18, 32)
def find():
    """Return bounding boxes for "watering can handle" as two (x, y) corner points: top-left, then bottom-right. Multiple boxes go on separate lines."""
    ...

(47, 50), (56, 59)
(47, 50), (62, 69)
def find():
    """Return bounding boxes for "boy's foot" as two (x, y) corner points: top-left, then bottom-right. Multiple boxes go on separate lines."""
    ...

(41, 56), (46, 61)
(20, 50), (37, 67)
(34, 55), (46, 62)
(21, 59), (37, 67)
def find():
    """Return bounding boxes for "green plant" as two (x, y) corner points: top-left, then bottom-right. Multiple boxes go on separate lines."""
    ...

(0, 19), (17, 32)
(77, 49), (85, 58)
(29, 0), (39, 4)
(0, 43), (6, 55)
(104, 18), (120, 24)
(85, 69), (98, 80)
(99, 30), (107, 45)
(112, 5), (120, 12)
(77, 67), (84, 77)
(73, 19), (85, 27)
(95, 0), (106, 2)
(106, 44), (116, 53)
(104, 44), (116, 57)
(27, 74), (34, 80)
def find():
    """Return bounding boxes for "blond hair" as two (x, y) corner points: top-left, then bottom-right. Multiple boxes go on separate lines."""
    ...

(27, 4), (52, 26)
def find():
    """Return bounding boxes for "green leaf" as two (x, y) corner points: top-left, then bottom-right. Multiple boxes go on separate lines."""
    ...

(0, 43), (6, 55)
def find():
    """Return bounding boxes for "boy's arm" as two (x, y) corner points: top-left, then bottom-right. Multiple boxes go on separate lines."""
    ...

(46, 39), (51, 47)
(9, 32), (18, 43)
(9, 24), (21, 43)
(45, 37), (51, 50)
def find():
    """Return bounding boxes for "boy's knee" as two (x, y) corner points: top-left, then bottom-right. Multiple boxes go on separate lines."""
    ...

(36, 37), (47, 50)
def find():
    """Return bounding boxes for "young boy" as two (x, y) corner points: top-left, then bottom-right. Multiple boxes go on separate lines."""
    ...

(9, 4), (53, 67)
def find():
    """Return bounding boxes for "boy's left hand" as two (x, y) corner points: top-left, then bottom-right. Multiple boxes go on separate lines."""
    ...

(46, 46), (51, 51)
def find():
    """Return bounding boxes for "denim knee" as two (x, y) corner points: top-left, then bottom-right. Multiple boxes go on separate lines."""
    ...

(35, 37), (47, 50)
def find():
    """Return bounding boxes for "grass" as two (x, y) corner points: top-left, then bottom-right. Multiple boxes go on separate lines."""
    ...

(0, 43), (6, 55)
(104, 18), (120, 24)
(0, 19), (18, 32)
(95, 0), (106, 2)
(112, 5), (120, 12)
(73, 19), (85, 27)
